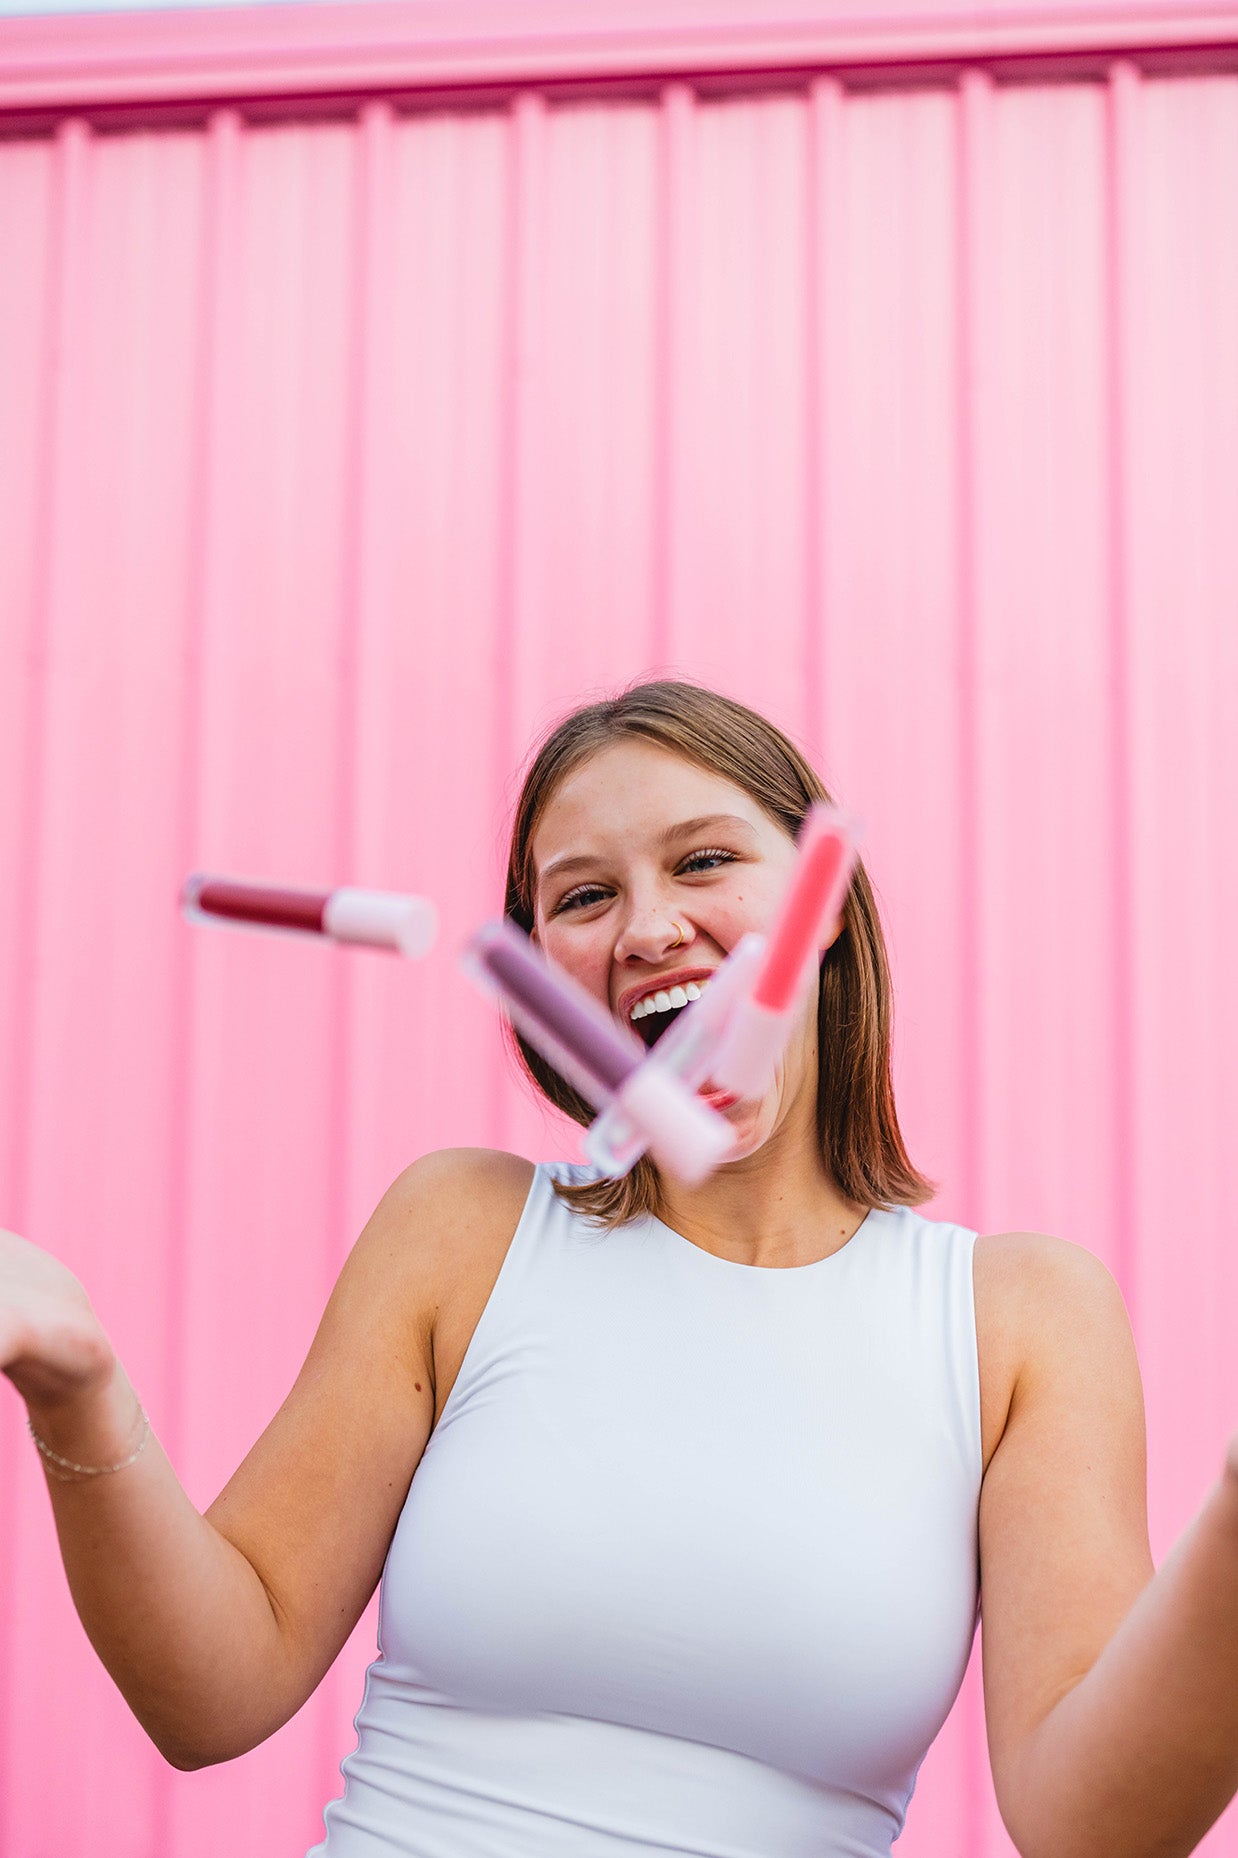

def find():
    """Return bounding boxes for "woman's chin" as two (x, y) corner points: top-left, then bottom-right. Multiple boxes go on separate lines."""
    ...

(711, 1098), (773, 1163)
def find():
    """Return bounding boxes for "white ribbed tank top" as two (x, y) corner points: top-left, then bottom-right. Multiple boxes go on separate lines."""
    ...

(311, 1162), (982, 1858)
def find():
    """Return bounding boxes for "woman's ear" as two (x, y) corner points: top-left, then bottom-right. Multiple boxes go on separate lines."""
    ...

(819, 913), (844, 957)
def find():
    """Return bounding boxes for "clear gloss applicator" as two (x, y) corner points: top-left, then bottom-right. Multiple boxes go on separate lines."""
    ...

(582, 932), (765, 1178)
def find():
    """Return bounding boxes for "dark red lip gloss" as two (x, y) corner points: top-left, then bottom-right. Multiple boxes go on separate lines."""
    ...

(182, 874), (437, 958)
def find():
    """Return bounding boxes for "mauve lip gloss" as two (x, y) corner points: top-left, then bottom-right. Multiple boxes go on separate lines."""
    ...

(463, 918), (732, 1187)
(182, 875), (437, 959)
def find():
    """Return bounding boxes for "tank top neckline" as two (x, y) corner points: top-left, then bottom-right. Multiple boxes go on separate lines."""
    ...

(639, 1199), (879, 1274)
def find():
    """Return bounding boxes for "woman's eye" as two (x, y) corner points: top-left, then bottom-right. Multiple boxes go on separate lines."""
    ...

(554, 884), (608, 914)
(553, 850), (735, 914)
(680, 848), (736, 875)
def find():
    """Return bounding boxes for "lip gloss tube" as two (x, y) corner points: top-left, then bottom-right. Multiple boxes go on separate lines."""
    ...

(710, 804), (859, 1101)
(462, 918), (733, 1187)
(583, 933), (766, 1177)
(182, 874), (437, 959)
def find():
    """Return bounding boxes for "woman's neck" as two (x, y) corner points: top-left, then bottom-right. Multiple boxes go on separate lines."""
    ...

(654, 1115), (868, 1268)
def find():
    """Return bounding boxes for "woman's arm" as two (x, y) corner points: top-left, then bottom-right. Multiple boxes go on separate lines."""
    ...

(3, 1147), (528, 1770)
(978, 1232), (1238, 1858)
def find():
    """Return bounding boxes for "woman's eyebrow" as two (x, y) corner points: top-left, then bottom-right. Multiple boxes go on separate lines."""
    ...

(538, 815), (756, 890)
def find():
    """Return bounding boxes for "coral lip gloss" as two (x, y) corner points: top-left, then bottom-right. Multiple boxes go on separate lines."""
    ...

(711, 805), (859, 1100)
(182, 874), (437, 958)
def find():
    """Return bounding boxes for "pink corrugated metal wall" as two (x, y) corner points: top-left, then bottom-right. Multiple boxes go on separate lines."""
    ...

(1, 16), (1237, 1857)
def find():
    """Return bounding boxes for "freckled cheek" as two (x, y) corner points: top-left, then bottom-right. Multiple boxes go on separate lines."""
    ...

(707, 891), (776, 947)
(540, 925), (611, 996)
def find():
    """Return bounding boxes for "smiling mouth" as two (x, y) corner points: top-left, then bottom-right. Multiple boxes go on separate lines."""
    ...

(621, 1005), (743, 1112)
(623, 1005), (744, 1110)
(632, 1001), (690, 1048)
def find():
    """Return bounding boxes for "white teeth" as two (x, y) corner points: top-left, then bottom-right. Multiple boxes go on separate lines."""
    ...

(628, 975), (714, 1020)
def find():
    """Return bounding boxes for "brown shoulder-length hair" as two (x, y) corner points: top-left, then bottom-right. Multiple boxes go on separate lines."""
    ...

(504, 679), (935, 1226)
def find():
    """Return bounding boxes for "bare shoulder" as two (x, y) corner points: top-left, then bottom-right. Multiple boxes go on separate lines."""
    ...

(367, 1149), (536, 1426)
(373, 1147), (536, 1264)
(972, 1230), (1136, 1474)
(975, 1226), (1123, 1299)
(358, 1145), (534, 1309)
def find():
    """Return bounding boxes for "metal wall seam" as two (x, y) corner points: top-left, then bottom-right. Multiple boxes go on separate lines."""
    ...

(954, 69), (989, 1239)
(1103, 61), (1139, 1327)
(154, 100), (242, 1858)
(952, 80), (991, 1858)
(653, 81), (694, 668)
(803, 76), (841, 774)
(310, 94), (394, 1789)
(173, 99), (240, 1505)
(492, 91), (532, 1151)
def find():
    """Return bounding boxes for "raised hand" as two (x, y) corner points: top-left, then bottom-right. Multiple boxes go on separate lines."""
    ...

(0, 1230), (116, 1412)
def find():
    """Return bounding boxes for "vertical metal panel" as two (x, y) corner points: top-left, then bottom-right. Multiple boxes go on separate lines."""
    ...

(811, 76), (981, 1858)
(1117, 66), (1238, 1858)
(965, 72), (1118, 1858)
(342, 101), (518, 1178)
(664, 88), (812, 729)
(0, 125), (56, 1857)
(1, 46), (1237, 1858)
(968, 75), (1118, 1260)
(1120, 69), (1238, 1573)
(504, 95), (663, 734)
(169, 112), (365, 1858)
(816, 78), (969, 1194)
(3, 115), (212, 1858)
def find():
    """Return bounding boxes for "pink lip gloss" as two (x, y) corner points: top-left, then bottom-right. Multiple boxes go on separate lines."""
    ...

(710, 804), (859, 1100)
(463, 918), (732, 1187)
(182, 875), (437, 959)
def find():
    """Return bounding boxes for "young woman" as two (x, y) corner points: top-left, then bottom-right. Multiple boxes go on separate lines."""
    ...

(3, 681), (1237, 1858)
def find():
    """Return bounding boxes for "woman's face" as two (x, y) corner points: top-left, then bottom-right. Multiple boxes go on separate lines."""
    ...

(530, 738), (831, 1165)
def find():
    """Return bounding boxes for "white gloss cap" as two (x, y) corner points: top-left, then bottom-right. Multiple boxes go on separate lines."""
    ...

(614, 1061), (733, 1187)
(322, 888), (438, 959)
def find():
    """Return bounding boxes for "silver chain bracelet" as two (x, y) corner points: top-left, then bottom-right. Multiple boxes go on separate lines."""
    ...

(28, 1401), (151, 1483)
